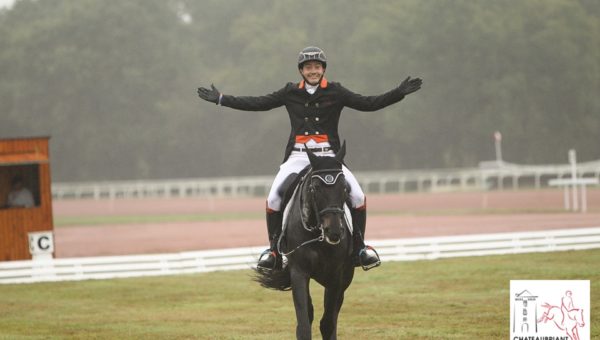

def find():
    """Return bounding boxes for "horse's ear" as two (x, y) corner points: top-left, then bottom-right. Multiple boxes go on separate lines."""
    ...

(335, 141), (346, 163)
(305, 144), (319, 165)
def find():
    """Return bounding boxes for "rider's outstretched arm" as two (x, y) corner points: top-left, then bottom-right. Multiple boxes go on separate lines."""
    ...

(340, 76), (422, 112)
(197, 83), (288, 111)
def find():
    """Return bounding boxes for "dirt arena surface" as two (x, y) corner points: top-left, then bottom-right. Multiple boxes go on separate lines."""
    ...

(53, 189), (600, 258)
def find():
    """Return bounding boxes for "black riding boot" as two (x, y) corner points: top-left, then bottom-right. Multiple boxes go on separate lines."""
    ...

(257, 210), (283, 271)
(351, 207), (381, 271)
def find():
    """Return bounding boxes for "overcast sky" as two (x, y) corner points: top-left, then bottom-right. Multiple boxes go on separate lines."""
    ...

(0, 0), (15, 9)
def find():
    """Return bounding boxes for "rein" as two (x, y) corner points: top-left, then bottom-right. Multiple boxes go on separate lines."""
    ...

(279, 229), (324, 257)
(279, 167), (345, 257)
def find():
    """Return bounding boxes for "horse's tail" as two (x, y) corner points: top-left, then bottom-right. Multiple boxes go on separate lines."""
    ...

(253, 266), (291, 291)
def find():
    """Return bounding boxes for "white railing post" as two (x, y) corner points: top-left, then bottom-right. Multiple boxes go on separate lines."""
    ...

(564, 184), (570, 210)
(581, 183), (588, 213)
(569, 150), (579, 211)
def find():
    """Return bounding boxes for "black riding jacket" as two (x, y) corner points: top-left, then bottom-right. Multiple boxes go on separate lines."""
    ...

(220, 79), (407, 162)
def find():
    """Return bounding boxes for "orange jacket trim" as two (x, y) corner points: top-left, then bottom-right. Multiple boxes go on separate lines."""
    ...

(298, 77), (328, 89)
(320, 77), (328, 88)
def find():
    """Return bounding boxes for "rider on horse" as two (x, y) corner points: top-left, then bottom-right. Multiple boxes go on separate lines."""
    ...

(198, 46), (422, 271)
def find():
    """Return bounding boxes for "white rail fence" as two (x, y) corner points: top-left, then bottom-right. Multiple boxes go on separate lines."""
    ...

(51, 161), (600, 200)
(2, 227), (600, 284)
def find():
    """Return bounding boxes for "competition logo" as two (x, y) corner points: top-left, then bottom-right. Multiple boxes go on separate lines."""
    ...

(510, 280), (589, 340)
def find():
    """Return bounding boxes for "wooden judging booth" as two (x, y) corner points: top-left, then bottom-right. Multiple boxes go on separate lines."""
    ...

(0, 137), (54, 261)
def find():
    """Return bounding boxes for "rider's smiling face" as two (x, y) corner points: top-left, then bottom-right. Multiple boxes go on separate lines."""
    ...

(300, 61), (325, 86)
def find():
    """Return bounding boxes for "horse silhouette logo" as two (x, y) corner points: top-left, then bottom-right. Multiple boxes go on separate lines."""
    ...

(538, 290), (586, 340)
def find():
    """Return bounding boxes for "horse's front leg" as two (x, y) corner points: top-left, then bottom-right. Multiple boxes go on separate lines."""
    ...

(291, 267), (312, 340)
(320, 286), (345, 340)
(573, 326), (580, 340)
(567, 326), (578, 340)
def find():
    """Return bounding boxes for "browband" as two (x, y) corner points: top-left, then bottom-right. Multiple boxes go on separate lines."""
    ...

(311, 169), (344, 186)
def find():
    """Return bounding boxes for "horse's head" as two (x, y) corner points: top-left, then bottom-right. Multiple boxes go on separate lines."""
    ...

(305, 142), (348, 245)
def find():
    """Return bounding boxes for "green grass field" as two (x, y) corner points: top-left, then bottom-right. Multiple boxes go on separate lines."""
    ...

(1, 249), (598, 339)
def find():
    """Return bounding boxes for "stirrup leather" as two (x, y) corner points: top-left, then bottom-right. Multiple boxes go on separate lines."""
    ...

(358, 245), (381, 271)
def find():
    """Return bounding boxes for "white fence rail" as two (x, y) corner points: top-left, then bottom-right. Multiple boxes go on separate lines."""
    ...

(2, 227), (600, 284)
(370, 227), (600, 261)
(0, 246), (266, 285)
(51, 161), (600, 200)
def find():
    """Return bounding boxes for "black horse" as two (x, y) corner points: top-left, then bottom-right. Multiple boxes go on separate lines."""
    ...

(255, 143), (355, 340)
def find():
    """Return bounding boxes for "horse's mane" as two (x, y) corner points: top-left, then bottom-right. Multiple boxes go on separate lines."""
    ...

(309, 154), (343, 171)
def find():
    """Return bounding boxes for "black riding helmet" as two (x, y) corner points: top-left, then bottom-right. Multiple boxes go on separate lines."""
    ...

(298, 46), (327, 69)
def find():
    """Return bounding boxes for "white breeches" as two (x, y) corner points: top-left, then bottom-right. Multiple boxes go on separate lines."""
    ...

(267, 150), (365, 211)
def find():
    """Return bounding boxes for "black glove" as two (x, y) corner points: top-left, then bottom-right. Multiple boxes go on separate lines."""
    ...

(197, 84), (221, 104)
(398, 77), (422, 96)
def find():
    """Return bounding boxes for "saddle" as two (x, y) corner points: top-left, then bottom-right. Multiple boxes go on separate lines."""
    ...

(277, 166), (310, 210)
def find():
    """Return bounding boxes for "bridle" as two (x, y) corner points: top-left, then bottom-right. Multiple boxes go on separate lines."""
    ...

(279, 167), (346, 256)
(308, 169), (346, 229)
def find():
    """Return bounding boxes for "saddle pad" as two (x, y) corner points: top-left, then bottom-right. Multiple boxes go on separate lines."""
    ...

(280, 183), (300, 241)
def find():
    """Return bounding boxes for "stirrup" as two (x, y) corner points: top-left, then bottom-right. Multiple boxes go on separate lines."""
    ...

(358, 245), (381, 271)
(257, 249), (280, 271)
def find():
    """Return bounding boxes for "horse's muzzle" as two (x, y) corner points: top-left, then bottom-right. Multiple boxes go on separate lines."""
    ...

(325, 235), (341, 245)
(322, 219), (343, 245)
(320, 209), (345, 245)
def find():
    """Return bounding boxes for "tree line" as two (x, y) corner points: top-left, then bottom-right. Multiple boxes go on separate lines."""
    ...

(1, 0), (598, 181)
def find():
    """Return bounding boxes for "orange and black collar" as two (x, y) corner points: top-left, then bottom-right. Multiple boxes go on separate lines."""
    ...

(298, 77), (328, 89)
